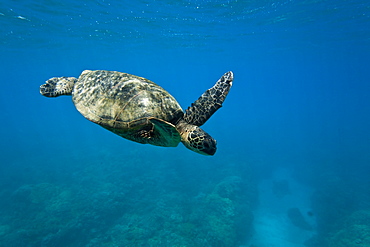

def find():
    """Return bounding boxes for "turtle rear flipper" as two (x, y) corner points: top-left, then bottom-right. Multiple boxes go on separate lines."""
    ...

(40, 77), (77, 97)
(183, 71), (233, 126)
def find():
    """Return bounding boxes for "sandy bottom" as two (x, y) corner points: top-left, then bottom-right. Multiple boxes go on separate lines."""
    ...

(247, 168), (317, 247)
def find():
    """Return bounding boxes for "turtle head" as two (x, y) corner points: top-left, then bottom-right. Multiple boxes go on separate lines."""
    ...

(177, 121), (217, 155)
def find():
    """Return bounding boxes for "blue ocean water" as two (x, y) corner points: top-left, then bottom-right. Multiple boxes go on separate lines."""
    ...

(1, 0), (370, 246)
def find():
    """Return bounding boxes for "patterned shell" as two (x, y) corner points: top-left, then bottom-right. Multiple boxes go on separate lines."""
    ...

(72, 70), (183, 135)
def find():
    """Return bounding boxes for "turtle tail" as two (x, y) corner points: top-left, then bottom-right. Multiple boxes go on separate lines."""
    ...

(40, 77), (77, 97)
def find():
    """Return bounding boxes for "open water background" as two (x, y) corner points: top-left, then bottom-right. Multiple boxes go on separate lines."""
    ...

(1, 1), (370, 246)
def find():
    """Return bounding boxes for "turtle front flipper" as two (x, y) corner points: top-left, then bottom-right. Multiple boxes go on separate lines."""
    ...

(40, 77), (77, 97)
(149, 118), (181, 147)
(183, 71), (233, 126)
(103, 118), (181, 147)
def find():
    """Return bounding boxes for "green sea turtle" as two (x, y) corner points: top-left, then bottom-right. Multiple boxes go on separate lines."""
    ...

(40, 70), (233, 155)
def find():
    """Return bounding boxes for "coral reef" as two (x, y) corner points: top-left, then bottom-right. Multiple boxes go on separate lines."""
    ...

(304, 166), (370, 247)
(327, 210), (370, 247)
(0, 150), (256, 247)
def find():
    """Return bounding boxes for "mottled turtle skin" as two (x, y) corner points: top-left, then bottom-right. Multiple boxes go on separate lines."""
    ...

(40, 70), (233, 155)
